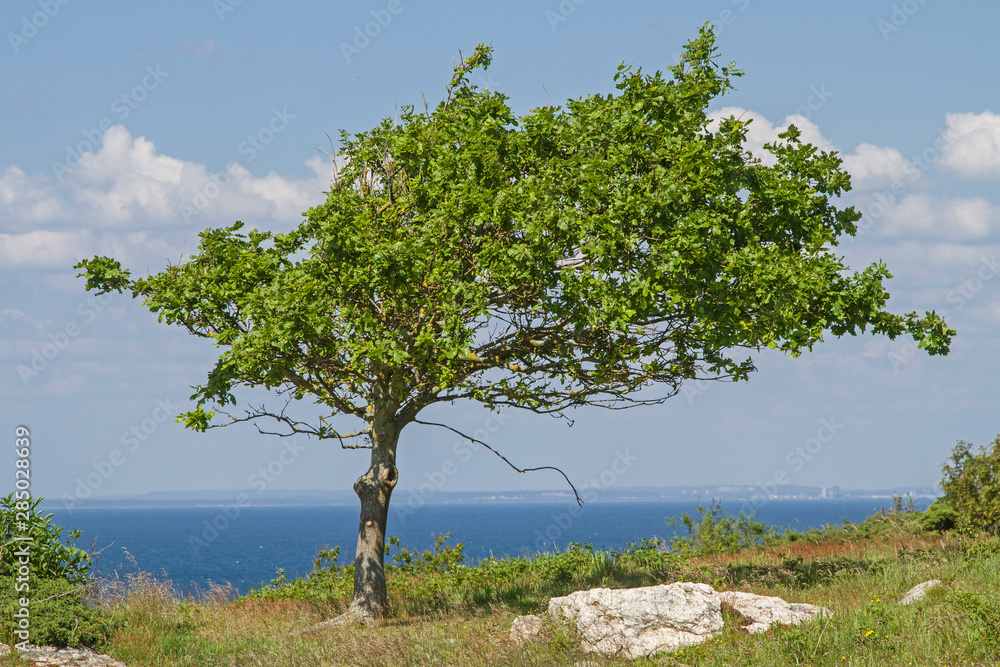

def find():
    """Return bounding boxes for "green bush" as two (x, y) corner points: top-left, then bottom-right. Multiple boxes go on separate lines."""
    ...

(0, 495), (116, 649)
(0, 576), (117, 649)
(918, 498), (957, 532)
(940, 435), (1000, 535)
(666, 498), (773, 556)
(0, 494), (91, 582)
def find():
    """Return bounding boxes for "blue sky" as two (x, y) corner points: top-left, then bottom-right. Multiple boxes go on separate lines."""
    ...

(2, 1), (999, 506)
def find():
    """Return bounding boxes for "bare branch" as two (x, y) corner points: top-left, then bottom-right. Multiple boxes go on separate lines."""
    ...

(413, 418), (582, 506)
(210, 396), (371, 449)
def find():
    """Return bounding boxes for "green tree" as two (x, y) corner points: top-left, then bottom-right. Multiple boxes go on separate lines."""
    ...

(75, 29), (952, 621)
(940, 435), (1000, 534)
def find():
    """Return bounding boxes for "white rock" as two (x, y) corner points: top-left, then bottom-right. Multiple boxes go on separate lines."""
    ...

(899, 579), (943, 605)
(719, 591), (832, 634)
(548, 582), (723, 659)
(509, 614), (544, 645)
(0, 645), (128, 667)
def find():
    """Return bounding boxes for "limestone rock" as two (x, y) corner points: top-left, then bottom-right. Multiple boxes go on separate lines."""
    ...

(547, 582), (723, 659)
(0, 645), (127, 667)
(899, 579), (943, 605)
(719, 591), (831, 634)
(509, 614), (544, 645)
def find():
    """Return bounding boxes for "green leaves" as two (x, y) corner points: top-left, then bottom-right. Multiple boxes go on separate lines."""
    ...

(0, 494), (91, 583)
(940, 436), (1000, 534)
(73, 256), (132, 294)
(75, 25), (952, 439)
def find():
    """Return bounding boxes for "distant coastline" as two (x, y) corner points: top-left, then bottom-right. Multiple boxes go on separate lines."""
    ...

(41, 484), (940, 511)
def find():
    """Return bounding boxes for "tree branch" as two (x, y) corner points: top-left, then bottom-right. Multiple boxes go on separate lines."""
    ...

(413, 418), (582, 505)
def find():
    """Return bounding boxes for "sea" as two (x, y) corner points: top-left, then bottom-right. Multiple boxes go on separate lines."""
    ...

(49, 498), (925, 596)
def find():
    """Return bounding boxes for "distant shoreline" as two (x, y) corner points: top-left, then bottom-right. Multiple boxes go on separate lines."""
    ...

(42, 485), (939, 511)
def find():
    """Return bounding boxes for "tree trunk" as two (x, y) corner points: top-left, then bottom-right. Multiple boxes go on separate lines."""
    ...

(346, 418), (399, 621)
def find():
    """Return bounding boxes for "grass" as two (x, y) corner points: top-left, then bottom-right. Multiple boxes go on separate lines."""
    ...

(10, 506), (1000, 666)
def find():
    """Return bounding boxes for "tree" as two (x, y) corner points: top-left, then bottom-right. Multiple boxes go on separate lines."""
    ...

(75, 28), (953, 621)
(940, 435), (1000, 534)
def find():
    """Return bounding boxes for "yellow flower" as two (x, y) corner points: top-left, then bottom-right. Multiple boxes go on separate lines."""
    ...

(865, 630), (875, 637)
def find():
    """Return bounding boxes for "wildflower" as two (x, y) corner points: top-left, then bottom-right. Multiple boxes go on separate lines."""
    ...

(865, 630), (875, 637)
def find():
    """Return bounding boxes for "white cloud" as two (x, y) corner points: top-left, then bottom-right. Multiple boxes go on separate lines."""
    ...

(840, 143), (929, 192)
(0, 126), (336, 269)
(861, 192), (1000, 240)
(708, 107), (926, 190)
(0, 230), (94, 271)
(708, 108), (939, 193)
(57, 126), (333, 228)
(0, 228), (182, 271)
(707, 107), (835, 166)
(67, 126), (186, 225)
(0, 166), (69, 231)
(937, 110), (1000, 180)
(844, 241), (1000, 292)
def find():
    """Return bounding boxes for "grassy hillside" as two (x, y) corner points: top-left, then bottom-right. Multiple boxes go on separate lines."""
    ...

(11, 502), (999, 666)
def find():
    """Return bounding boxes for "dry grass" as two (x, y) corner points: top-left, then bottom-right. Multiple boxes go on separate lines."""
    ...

(81, 523), (1000, 666)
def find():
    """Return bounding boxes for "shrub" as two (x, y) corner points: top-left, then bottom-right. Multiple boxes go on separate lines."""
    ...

(0, 495), (117, 648)
(919, 498), (957, 532)
(0, 576), (117, 649)
(666, 498), (773, 556)
(940, 435), (1000, 535)
(0, 494), (91, 582)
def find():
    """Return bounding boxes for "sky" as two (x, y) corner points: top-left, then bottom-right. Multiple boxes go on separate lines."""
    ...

(2, 0), (999, 508)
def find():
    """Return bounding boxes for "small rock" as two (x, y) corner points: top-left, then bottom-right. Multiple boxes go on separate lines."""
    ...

(510, 614), (544, 645)
(0, 644), (127, 667)
(719, 591), (832, 634)
(899, 579), (943, 605)
(548, 582), (723, 658)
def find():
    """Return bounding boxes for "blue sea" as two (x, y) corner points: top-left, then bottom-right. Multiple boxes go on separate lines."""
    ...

(50, 498), (920, 596)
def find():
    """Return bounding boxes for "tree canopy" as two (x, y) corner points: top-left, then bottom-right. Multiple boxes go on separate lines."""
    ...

(76, 28), (953, 620)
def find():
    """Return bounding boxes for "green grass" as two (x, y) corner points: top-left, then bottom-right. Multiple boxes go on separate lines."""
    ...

(13, 508), (1000, 666)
